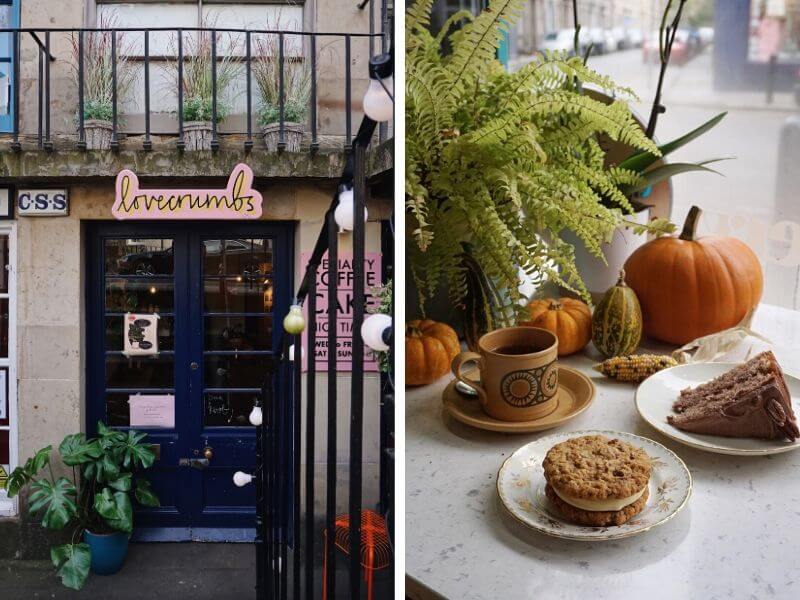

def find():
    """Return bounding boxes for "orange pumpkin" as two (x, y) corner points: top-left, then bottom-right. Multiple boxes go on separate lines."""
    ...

(406, 319), (460, 386)
(624, 206), (763, 345)
(521, 298), (592, 356)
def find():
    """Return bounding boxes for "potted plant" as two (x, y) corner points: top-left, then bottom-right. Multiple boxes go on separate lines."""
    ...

(568, 0), (727, 295)
(406, 0), (673, 341)
(70, 12), (136, 150)
(253, 31), (311, 152)
(167, 24), (240, 151)
(3, 422), (159, 590)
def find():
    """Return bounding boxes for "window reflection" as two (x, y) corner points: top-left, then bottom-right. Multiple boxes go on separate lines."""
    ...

(204, 392), (260, 426)
(203, 238), (273, 276)
(105, 239), (174, 275)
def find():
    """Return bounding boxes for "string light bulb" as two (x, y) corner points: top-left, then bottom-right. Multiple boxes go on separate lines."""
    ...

(249, 404), (263, 426)
(363, 53), (393, 122)
(334, 184), (367, 232)
(233, 471), (253, 487)
(360, 313), (392, 352)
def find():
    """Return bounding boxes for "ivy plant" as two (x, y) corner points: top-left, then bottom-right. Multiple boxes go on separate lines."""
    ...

(4, 422), (159, 590)
(406, 0), (675, 315)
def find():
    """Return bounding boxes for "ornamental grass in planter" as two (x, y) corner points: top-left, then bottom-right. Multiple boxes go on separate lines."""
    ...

(406, 0), (673, 334)
(2, 422), (159, 590)
(252, 26), (311, 152)
(166, 24), (239, 151)
(69, 12), (136, 150)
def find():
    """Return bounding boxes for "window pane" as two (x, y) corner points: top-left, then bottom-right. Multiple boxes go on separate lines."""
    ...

(0, 298), (7, 358)
(106, 316), (174, 352)
(105, 393), (130, 427)
(204, 315), (272, 351)
(105, 239), (174, 275)
(205, 354), (272, 389)
(203, 238), (272, 276)
(0, 429), (8, 464)
(204, 391), (260, 427)
(204, 277), (273, 313)
(106, 354), (173, 389)
(105, 278), (174, 313)
(0, 234), (8, 293)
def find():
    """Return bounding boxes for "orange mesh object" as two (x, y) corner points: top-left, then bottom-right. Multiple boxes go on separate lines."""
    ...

(332, 509), (392, 571)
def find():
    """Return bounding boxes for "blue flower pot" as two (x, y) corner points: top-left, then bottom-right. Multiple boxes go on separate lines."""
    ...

(83, 530), (130, 575)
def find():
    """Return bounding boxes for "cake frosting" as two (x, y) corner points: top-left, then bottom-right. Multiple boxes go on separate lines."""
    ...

(667, 351), (799, 442)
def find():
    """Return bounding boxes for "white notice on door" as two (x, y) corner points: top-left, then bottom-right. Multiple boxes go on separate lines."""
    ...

(129, 394), (175, 429)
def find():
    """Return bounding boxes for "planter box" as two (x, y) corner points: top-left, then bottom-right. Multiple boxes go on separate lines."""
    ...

(84, 119), (113, 150)
(183, 121), (213, 151)
(262, 122), (304, 152)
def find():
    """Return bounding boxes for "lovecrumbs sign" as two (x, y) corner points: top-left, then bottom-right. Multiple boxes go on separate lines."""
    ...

(112, 163), (263, 220)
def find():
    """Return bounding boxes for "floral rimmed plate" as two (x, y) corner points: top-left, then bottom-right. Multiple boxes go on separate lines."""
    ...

(496, 430), (692, 541)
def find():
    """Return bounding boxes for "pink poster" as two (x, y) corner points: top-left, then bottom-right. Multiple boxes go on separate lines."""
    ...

(300, 251), (382, 372)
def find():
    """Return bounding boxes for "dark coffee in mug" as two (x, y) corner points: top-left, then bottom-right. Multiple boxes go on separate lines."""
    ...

(493, 344), (539, 355)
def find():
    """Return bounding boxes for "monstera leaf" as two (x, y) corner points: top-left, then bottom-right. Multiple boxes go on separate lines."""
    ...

(134, 478), (160, 507)
(51, 543), (91, 590)
(119, 430), (155, 469)
(59, 434), (102, 466)
(94, 487), (133, 533)
(28, 477), (78, 529)
(108, 473), (132, 492)
(4, 466), (31, 498)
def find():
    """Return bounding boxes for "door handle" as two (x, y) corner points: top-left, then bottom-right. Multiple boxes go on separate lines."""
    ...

(179, 458), (209, 470)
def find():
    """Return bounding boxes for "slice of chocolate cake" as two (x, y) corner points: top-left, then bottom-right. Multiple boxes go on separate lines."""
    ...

(667, 351), (799, 441)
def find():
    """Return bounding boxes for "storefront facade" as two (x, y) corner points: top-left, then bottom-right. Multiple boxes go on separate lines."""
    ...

(0, 0), (393, 554)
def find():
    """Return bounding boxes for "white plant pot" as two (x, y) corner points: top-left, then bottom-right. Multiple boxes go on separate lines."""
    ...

(262, 122), (304, 152)
(183, 121), (213, 151)
(569, 207), (651, 299)
(84, 119), (113, 150)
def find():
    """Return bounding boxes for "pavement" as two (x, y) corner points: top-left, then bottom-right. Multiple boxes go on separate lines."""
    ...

(0, 541), (393, 599)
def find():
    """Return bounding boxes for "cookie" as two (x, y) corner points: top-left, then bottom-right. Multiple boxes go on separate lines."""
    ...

(545, 483), (650, 526)
(542, 434), (651, 501)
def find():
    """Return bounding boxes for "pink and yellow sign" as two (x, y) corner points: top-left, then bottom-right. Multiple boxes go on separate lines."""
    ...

(112, 163), (262, 220)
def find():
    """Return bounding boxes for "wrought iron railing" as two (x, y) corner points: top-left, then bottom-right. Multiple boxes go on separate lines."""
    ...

(1, 26), (388, 152)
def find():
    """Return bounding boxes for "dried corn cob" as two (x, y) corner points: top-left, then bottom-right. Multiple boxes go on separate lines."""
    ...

(593, 354), (678, 383)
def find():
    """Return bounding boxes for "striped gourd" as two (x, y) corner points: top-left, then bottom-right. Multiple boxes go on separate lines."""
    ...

(591, 270), (643, 357)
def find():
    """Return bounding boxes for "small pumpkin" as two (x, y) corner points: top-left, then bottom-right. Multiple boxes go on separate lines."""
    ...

(624, 206), (763, 345)
(406, 319), (460, 386)
(591, 270), (643, 357)
(520, 297), (592, 356)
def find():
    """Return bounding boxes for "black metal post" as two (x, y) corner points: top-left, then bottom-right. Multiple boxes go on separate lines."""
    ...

(245, 31), (253, 151)
(255, 393), (266, 599)
(281, 344), (289, 600)
(325, 210), (338, 599)
(310, 34), (318, 152)
(345, 35), (352, 149)
(44, 31), (52, 151)
(177, 29), (185, 151)
(304, 268), (317, 600)
(278, 32), (286, 151)
(292, 336), (301, 600)
(37, 46), (43, 150)
(347, 142), (367, 600)
(77, 30), (86, 150)
(143, 30), (152, 150)
(211, 30), (219, 151)
(111, 31), (119, 151)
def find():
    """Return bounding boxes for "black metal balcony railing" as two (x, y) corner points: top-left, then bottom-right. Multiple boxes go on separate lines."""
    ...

(2, 25), (389, 152)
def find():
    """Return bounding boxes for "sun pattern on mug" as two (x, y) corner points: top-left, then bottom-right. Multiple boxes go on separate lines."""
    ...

(500, 360), (558, 407)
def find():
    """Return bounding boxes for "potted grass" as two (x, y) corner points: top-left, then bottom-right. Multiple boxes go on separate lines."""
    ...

(167, 24), (240, 151)
(3, 422), (159, 590)
(70, 13), (136, 150)
(406, 0), (674, 341)
(253, 29), (311, 151)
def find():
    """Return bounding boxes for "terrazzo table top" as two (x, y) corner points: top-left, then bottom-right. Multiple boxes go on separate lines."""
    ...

(406, 303), (800, 600)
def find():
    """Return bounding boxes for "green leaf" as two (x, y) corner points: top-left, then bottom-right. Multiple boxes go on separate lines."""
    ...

(97, 453), (120, 484)
(619, 112), (727, 173)
(108, 473), (132, 492)
(4, 466), (31, 497)
(27, 445), (52, 477)
(59, 434), (102, 466)
(94, 487), (133, 533)
(51, 543), (91, 590)
(28, 478), (78, 530)
(120, 430), (156, 470)
(626, 162), (723, 194)
(134, 478), (160, 508)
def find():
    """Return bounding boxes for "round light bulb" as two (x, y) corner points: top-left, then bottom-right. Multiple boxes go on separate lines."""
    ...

(334, 187), (368, 231)
(233, 471), (253, 487)
(283, 304), (306, 334)
(363, 76), (393, 122)
(361, 313), (391, 352)
(249, 405), (263, 426)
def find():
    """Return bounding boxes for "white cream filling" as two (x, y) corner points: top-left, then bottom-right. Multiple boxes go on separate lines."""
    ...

(554, 485), (647, 512)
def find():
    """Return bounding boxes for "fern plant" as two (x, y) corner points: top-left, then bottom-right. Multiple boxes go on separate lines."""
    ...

(407, 0), (674, 318)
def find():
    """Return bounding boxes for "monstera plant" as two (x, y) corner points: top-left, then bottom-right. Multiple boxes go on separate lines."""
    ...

(4, 422), (159, 590)
(406, 0), (674, 334)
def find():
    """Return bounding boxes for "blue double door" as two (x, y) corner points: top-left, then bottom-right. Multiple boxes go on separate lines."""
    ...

(87, 222), (293, 541)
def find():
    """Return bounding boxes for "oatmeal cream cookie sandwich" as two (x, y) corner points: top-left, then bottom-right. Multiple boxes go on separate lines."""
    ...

(542, 434), (651, 527)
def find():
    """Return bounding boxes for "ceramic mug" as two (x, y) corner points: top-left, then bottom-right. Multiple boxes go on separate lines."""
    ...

(451, 327), (559, 422)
